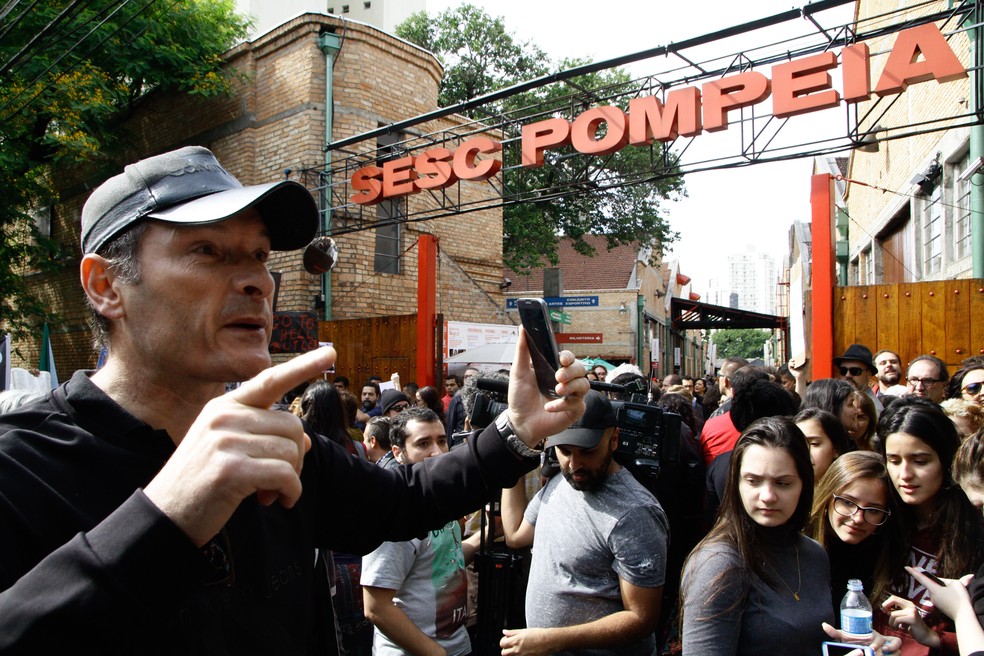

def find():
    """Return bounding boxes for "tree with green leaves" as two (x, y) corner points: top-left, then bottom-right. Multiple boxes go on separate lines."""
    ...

(397, 6), (685, 273)
(0, 0), (250, 341)
(712, 329), (771, 360)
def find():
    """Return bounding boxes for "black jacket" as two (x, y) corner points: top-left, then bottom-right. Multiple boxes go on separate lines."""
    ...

(0, 371), (536, 654)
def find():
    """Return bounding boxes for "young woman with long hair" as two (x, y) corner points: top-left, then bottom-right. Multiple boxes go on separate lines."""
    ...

(795, 407), (855, 483)
(681, 416), (832, 654)
(875, 397), (984, 655)
(808, 451), (900, 610)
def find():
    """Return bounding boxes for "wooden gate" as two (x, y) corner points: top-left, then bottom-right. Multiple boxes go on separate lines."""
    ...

(833, 279), (984, 372)
(318, 314), (440, 385)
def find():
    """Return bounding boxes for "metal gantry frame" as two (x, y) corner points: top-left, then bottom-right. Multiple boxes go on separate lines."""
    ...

(301, 0), (983, 237)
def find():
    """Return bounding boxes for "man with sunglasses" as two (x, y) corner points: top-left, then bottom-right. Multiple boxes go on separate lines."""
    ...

(834, 344), (883, 414)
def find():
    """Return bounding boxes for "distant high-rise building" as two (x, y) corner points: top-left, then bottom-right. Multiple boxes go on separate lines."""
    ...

(235, 0), (425, 39)
(726, 249), (778, 315)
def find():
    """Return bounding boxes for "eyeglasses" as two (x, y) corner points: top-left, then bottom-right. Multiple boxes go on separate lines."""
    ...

(907, 377), (940, 387)
(962, 382), (984, 396)
(832, 495), (891, 526)
(839, 366), (865, 377)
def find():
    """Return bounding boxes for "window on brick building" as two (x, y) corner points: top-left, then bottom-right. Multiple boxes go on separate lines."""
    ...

(920, 185), (943, 276)
(374, 131), (403, 274)
(954, 152), (973, 260)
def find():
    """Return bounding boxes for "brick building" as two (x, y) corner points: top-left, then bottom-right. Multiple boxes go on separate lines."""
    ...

(15, 13), (508, 375)
(504, 235), (707, 376)
(845, 0), (978, 284)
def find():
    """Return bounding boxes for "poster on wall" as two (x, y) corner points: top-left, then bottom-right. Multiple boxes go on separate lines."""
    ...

(269, 312), (319, 354)
(443, 321), (520, 359)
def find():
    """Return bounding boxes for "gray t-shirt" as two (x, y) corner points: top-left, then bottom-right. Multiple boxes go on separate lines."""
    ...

(524, 467), (669, 656)
(361, 521), (471, 656)
(680, 535), (834, 656)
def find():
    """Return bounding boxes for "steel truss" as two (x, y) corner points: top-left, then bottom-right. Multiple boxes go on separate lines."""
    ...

(302, 0), (983, 236)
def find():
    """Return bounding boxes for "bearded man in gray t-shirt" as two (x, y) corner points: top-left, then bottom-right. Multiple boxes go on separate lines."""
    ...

(500, 391), (669, 656)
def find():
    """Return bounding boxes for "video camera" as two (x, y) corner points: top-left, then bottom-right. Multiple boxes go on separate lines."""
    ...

(609, 398), (681, 480)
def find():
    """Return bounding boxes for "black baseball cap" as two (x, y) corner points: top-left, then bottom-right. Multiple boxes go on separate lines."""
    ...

(546, 391), (617, 449)
(81, 146), (319, 254)
(380, 389), (411, 415)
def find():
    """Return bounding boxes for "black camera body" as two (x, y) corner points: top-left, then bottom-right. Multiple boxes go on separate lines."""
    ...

(610, 399), (681, 481)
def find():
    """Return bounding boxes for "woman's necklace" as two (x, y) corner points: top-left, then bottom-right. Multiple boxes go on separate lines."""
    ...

(762, 544), (801, 601)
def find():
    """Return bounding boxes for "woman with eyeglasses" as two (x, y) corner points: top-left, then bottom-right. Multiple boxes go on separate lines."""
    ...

(947, 365), (984, 406)
(809, 451), (901, 612)
(874, 397), (984, 655)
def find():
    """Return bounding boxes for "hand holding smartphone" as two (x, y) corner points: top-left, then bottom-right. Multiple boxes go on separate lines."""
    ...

(517, 298), (562, 399)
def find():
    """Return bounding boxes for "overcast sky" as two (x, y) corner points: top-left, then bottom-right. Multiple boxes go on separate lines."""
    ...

(425, 0), (858, 291)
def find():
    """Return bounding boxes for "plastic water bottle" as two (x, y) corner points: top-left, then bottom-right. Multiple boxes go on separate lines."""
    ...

(840, 579), (873, 639)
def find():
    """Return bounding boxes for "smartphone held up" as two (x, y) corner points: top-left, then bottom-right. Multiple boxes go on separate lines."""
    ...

(517, 298), (562, 399)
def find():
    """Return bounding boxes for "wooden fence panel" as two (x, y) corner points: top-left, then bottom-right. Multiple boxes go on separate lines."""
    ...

(896, 283), (923, 363)
(921, 281), (947, 364)
(973, 285), (984, 362)
(319, 315), (419, 384)
(854, 289), (878, 354)
(874, 284), (899, 353)
(945, 280), (971, 365)
(833, 279), (983, 374)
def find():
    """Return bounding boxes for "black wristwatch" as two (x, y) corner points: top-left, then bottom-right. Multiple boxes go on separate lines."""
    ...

(495, 411), (542, 459)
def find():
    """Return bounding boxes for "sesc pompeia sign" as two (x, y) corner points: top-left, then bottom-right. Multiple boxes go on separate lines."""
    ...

(350, 23), (965, 206)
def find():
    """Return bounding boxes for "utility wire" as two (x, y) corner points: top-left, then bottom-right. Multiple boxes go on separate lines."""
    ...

(0, 0), (157, 122)
(1, 0), (125, 80)
(0, 0), (88, 76)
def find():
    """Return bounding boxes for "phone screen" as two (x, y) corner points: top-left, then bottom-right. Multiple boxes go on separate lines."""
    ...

(517, 298), (561, 398)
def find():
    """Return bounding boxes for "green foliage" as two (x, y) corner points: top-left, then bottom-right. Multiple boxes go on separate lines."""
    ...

(0, 0), (250, 339)
(396, 5), (549, 108)
(712, 329), (770, 360)
(396, 7), (685, 273)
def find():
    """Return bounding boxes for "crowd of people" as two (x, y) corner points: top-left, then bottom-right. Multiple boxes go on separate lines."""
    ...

(2, 146), (984, 656)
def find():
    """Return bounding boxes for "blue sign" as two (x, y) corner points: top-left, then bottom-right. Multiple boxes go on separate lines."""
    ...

(506, 295), (599, 309)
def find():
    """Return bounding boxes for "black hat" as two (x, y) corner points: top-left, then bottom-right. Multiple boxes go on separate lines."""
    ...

(833, 344), (876, 374)
(81, 146), (319, 254)
(380, 389), (411, 415)
(546, 391), (617, 449)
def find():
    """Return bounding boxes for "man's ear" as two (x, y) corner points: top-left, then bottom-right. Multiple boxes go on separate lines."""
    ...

(391, 444), (405, 464)
(80, 254), (125, 320)
(610, 427), (620, 451)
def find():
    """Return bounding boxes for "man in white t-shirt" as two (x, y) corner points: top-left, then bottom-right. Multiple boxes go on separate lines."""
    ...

(362, 407), (479, 656)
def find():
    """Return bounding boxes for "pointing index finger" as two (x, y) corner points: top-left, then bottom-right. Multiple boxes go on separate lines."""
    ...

(229, 346), (337, 409)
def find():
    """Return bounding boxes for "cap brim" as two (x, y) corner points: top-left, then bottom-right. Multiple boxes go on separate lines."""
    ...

(546, 428), (605, 449)
(147, 180), (318, 251)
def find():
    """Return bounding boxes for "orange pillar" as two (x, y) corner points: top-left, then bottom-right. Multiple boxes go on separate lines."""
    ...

(811, 173), (835, 379)
(417, 234), (438, 388)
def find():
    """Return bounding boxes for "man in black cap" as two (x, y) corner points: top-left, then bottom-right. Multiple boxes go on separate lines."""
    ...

(0, 146), (591, 652)
(378, 388), (411, 418)
(500, 391), (669, 655)
(834, 343), (883, 414)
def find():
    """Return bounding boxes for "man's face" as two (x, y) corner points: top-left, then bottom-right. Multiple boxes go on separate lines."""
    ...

(464, 367), (480, 382)
(394, 419), (448, 464)
(107, 210), (275, 384)
(385, 399), (410, 417)
(906, 360), (945, 402)
(444, 378), (459, 396)
(556, 430), (617, 492)
(875, 352), (902, 387)
(837, 359), (871, 392)
(682, 378), (695, 395)
(593, 367), (607, 381)
(661, 375), (675, 390)
(779, 373), (796, 392)
(361, 386), (378, 407)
